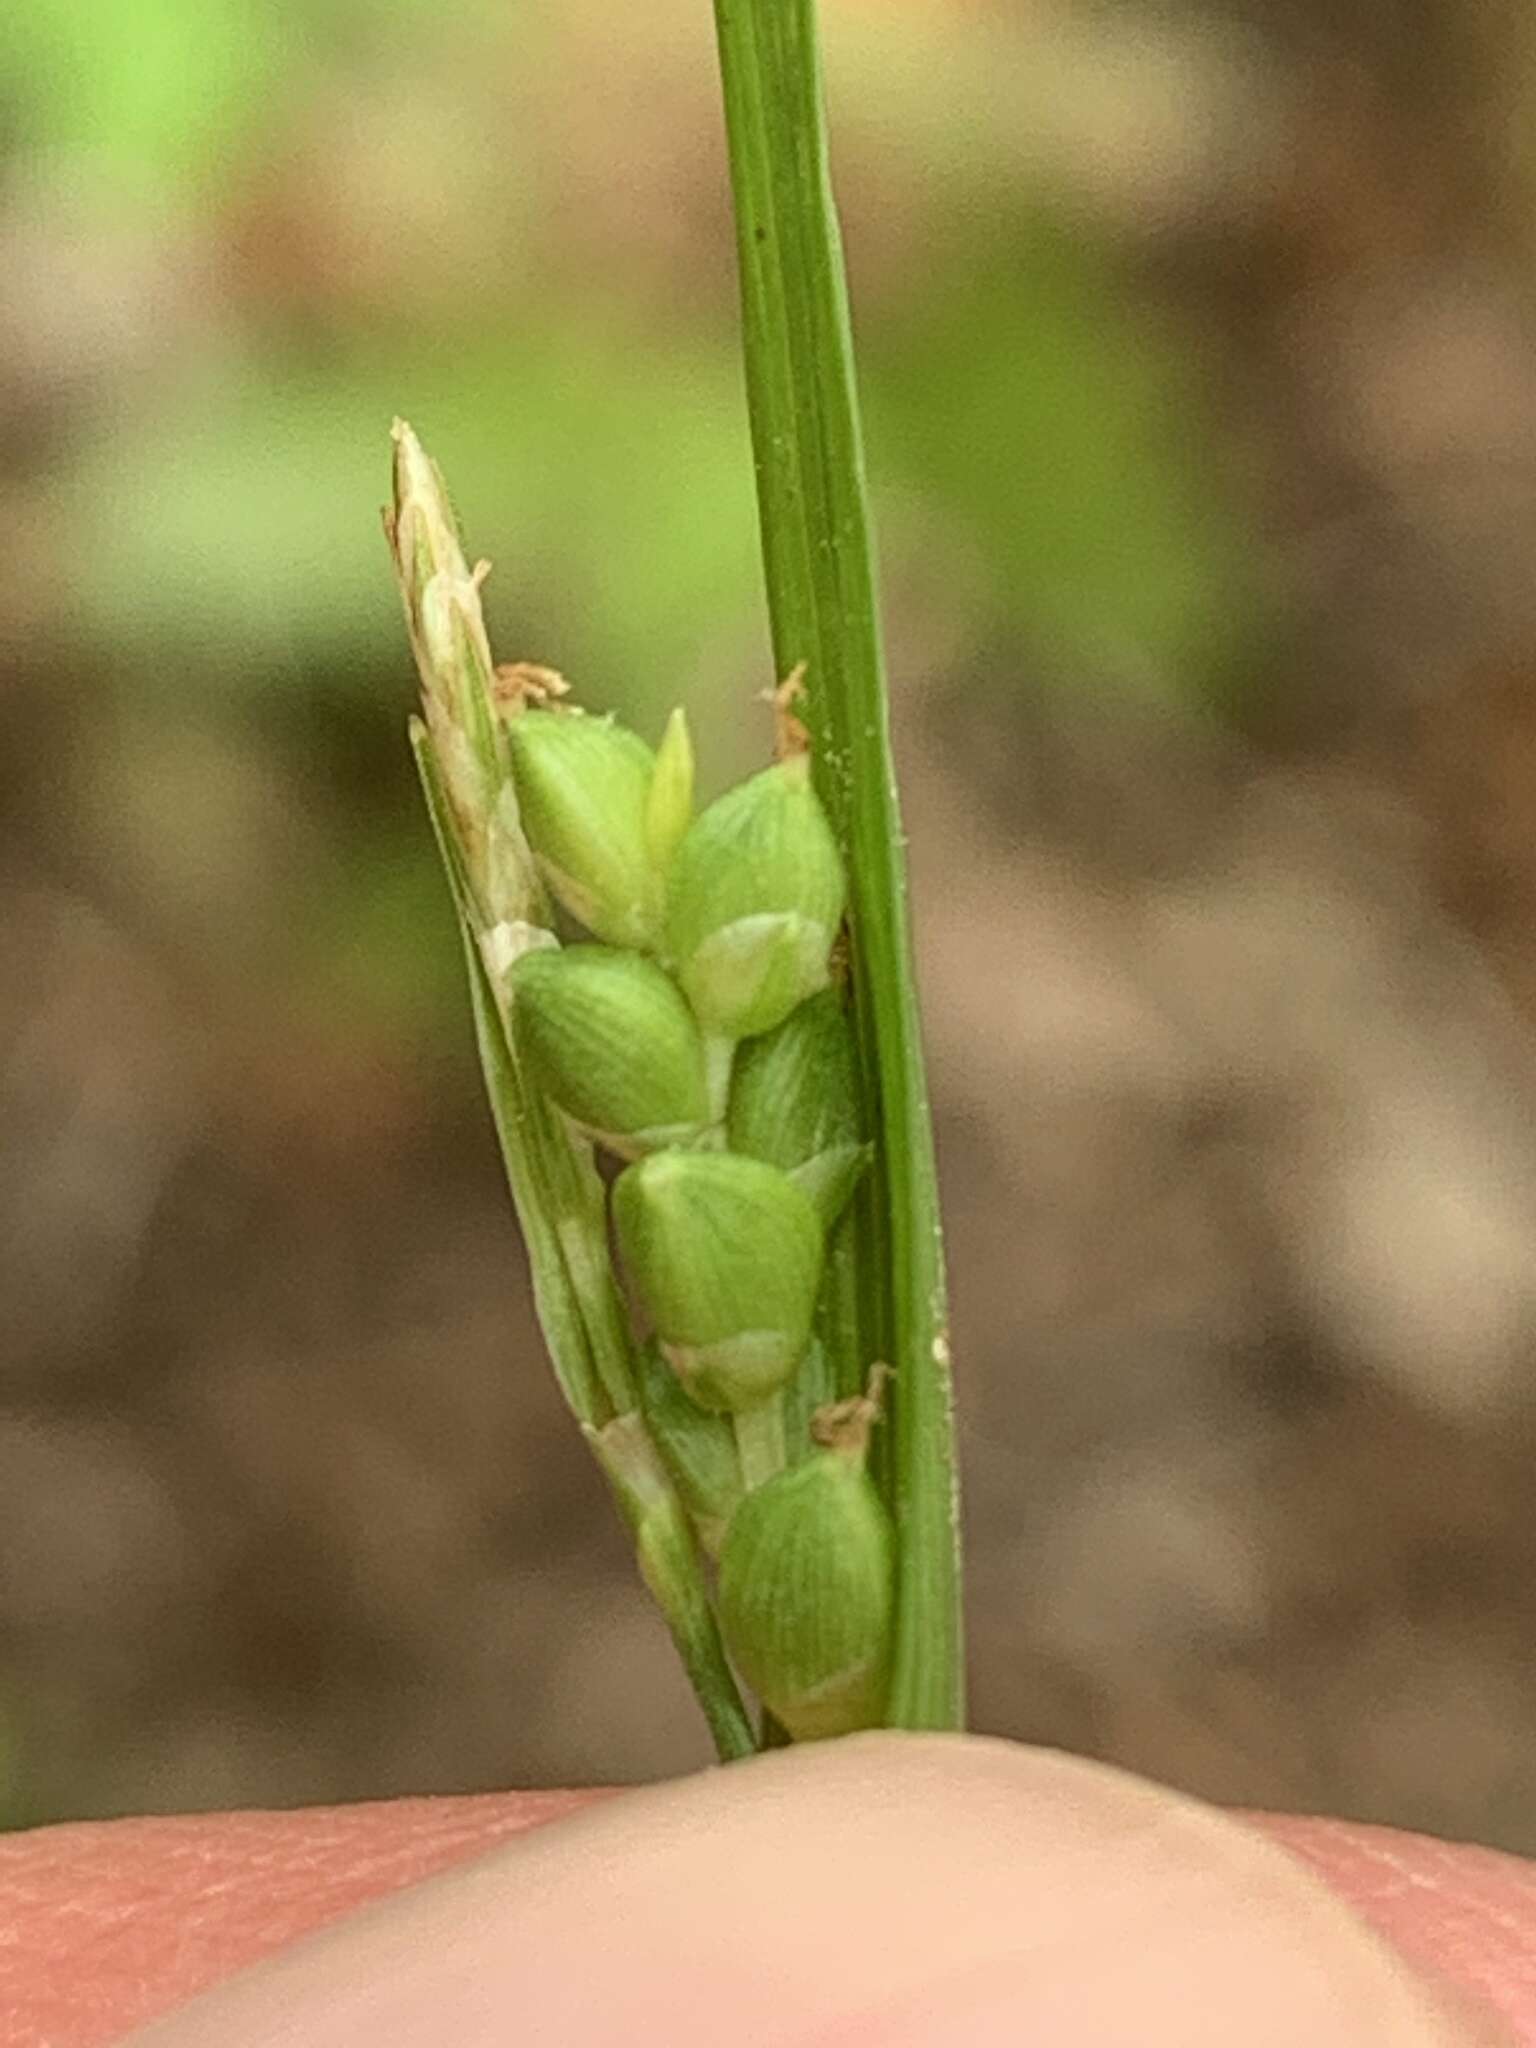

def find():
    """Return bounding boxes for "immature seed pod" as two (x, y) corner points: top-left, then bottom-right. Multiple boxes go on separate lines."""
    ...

(728, 988), (870, 1227)
(508, 945), (711, 1156)
(506, 708), (665, 948)
(612, 1150), (823, 1412)
(717, 1437), (894, 1741)
(665, 755), (845, 1040)
(637, 1340), (742, 1554)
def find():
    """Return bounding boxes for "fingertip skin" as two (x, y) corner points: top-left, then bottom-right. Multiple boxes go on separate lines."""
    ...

(1252, 1812), (1535, 2044)
(0, 1789), (605, 2048)
(0, 1741), (1524, 2047)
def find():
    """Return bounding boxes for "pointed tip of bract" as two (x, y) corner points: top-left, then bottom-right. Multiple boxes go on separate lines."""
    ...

(388, 418), (431, 531)
(645, 706), (695, 875)
(660, 704), (692, 754)
(382, 415), (473, 622)
(385, 423), (540, 926)
(389, 417), (440, 501)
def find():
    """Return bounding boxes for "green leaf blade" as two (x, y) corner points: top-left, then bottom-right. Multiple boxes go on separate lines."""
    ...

(710, 0), (964, 1729)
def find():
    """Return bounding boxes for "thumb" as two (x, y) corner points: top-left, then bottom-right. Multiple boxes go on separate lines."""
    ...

(121, 1733), (1506, 2046)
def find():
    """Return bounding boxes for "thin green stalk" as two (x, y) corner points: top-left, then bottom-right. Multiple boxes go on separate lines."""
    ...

(710, 0), (964, 1725)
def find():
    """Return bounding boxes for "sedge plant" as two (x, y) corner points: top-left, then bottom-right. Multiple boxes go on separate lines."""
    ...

(383, 0), (962, 1757)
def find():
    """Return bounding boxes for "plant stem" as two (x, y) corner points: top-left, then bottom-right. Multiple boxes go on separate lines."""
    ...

(709, 0), (964, 1727)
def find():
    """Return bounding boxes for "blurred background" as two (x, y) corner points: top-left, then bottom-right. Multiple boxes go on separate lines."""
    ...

(6, 0), (1536, 1843)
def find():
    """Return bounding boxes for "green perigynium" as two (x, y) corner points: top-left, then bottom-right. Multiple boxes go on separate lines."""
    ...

(507, 707), (684, 949)
(613, 1148), (824, 1412)
(717, 1415), (894, 1740)
(508, 944), (713, 1157)
(728, 987), (869, 1227)
(665, 755), (846, 1041)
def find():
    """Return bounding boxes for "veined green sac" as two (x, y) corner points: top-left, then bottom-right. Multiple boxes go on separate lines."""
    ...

(612, 1149), (823, 1413)
(508, 944), (712, 1157)
(718, 1432), (894, 1740)
(665, 756), (845, 1041)
(508, 706), (694, 950)
(728, 987), (870, 1227)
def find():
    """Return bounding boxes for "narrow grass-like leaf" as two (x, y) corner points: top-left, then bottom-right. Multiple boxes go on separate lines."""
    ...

(709, 0), (963, 1726)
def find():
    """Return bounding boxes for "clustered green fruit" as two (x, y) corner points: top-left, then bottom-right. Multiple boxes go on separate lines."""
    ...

(505, 696), (889, 1742)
